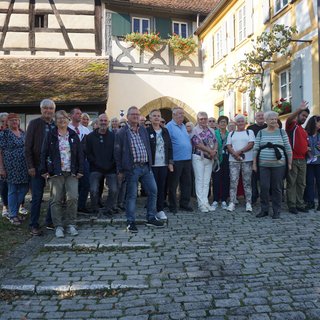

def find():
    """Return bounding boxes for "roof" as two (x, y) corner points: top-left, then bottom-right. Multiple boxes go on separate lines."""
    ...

(0, 58), (108, 106)
(106, 0), (220, 15)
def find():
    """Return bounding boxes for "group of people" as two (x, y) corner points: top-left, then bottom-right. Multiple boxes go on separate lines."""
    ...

(0, 99), (317, 236)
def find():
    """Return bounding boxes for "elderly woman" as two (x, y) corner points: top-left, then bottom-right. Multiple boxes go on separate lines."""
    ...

(253, 111), (292, 219)
(185, 122), (194, 137)
(40, 110), (84, 238)
(191, 112), (218, 212)
(109, 117), (120, 133)
(81, 113), (91, 128)
(226, 114), (255, 212)
(0, 114), (29, 225)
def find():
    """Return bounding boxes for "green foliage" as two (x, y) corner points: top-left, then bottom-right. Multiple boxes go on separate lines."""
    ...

(82, 61), (108, 76)
(125, 32), (162, 50)
(213, 24), (298, 110)
(167, 34), (198, 57)
(272, 98), (291, 115)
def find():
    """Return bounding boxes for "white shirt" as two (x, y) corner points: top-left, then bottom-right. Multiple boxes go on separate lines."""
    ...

(68, 123), (90, 141)
(227, 129), (255, 162)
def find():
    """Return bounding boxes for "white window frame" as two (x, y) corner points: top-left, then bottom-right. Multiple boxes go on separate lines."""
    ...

(215, 28), (223, 62)
(172, 21), (188, 38)
(132, 17), (150, 33)
(237, 4), (247, 43)
(274, 0), (289, 14)
(279, 68), (292, 101)
(241, 91), (249, 114)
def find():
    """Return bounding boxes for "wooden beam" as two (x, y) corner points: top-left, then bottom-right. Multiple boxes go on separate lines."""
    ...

(94, 0), (102, 55)
(0, 0), (15, 49)
(0, 27), (95, 33)
(0, 9), (95, 15)
(29, 0), (35, 54)
(48, 0), (74, 50)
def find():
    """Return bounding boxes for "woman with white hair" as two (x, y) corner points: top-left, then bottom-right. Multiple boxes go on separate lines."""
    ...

(191, 112), (218, 212)
(109, 117), (120, 133)
(226, 114), (255, 212)
(253, 111), (292, 219)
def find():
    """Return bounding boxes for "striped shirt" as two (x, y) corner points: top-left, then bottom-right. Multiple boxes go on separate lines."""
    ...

(253, 128), (292, 167)
(128, 125), (148, 164)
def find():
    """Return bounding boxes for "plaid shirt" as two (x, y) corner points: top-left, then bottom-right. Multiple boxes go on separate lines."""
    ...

(128, 125), (148, 163)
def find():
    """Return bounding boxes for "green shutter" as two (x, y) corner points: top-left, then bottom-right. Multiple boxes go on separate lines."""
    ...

(112, 13), (131, 36)
(155, 17), (171, 39)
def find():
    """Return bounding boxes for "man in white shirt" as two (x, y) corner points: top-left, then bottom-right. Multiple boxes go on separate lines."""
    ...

(69, 108), (91, 213)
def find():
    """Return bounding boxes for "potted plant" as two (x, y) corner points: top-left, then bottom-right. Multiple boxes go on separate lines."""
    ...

(125, 32), (162, 51)
(167, 34), (198, 57)
(272, 98), (291, 115)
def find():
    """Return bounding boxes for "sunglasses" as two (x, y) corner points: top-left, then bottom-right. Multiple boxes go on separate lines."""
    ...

(208, 120), (216, 122)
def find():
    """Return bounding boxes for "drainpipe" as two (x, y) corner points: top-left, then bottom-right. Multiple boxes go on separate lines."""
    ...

(196, 13), (200, 28)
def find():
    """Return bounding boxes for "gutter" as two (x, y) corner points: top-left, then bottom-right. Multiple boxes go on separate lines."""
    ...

(194, 0), (229, 36)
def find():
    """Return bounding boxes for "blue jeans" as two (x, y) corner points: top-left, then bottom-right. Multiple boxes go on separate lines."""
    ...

(305, 164), (320, 204)
(90, 171), (117, 212)
(125, 164), (157, 223)
(8, 183), (29, 218)
(78, 159), (90, 209)
(152, 166), (168, 212)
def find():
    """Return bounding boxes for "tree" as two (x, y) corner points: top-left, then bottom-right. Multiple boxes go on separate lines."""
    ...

(213, 24), (298, 110)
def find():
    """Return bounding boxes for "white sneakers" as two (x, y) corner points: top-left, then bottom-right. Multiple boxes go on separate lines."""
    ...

(199, 205), (209, 213)
(55, 225), (79, 238)
(1, 207), (9, 218)
(55, 226), (64, 238)
(155, 211), (168, 220)
(227, 203), (235, 212)
(246, 203), (253, 212)
(221, 201), (228, 210)
(210, 201), (218, 211)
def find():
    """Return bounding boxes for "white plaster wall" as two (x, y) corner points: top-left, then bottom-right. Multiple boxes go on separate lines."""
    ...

(3, 32), (29, 47)
(12, 0), (28, 10)
(60, 15), (94, 29)
(8, 14), (29, 28)
(0, 0), (10, 10)
(107, 73), (215, 118)
(69, 33), (95, 49)
(35, 32), (68, 49)
(34, 0), (52, 10)
(0, 14), (6, 27)
(54, 0), (94, 11)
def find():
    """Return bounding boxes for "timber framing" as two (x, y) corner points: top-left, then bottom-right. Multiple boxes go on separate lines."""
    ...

(0, 0), (15, 49)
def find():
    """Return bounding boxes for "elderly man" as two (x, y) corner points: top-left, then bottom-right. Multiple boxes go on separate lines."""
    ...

(166, 107), (193, 213)
(25, 99), (56, 236)
(68, 108), (90, 213)
(86, 114), (117, 215)
(248, 111), (267, 204)
(208, 117), (217, 129)
(114, 106), (164, 232)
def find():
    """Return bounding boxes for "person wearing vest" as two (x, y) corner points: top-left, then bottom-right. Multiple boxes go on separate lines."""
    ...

(253, 111), (292, 219)
(285, 101), (309, 214)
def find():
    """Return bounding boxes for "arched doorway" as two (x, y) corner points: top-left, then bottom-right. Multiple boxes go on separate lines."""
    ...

(140, 96), (197, 124)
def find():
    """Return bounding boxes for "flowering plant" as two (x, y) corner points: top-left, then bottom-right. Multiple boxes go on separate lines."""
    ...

(125, 32), (162, 51)
(272, 98), (291, 115)
(167, 34), (198, 57)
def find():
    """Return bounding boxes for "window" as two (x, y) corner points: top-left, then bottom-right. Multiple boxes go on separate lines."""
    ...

(132, 17), (150, 33)
(242, 91), (249, 114)
(215, 28), (223, 61)
(172, 21), (188, 38)
(237, 4), (246, 43)
(279, 68), (291, 101)
(34, 14), (47, 28)
(275, 0), (288, 14)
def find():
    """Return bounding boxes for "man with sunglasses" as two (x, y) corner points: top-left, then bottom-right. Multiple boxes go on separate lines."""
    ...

(208, 117), (217, 130)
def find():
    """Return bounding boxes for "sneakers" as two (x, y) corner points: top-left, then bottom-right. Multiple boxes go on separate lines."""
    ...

(221, 201), (228, 210)
(30, 227), (43, 236)
(66, 225), (79, 236)
(1, 207), (9, 218)
(227, 203), (235, 212)
(155, 211), (167, 220)
(46, 223), (55, 231)
(199, 205), (209, 213)
(210, 201), (218, 211)
(126, 223), (138, 233)
(246, 203), (252, 212)
(256, 211), (268, 218)
(145, 218), (165, 228)
(55, 226), (64, 238)
(19, 207), (28, 215)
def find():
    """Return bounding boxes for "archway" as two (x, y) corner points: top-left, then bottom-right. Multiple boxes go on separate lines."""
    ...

(140, 96), (197, 124)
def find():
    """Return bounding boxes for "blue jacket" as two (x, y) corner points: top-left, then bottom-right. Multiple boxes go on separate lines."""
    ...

(114, 124), (152, 173)
(40, 127), (84, 176)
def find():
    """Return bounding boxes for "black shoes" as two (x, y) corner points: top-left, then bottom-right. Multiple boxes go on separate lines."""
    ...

(179, 205), (193, 212)
(272, 212), (280, 219)
(289, 207), (299, 214)
(145, 218), (165, 228)
(126, 223), (138, 233)
(45, 223), (55, 230)
(305, 202), (315, 210)
(169, 207), (178, 214)
(256, 211), (268, 218)
(297, 207), (309, 213)
(78, 207), (92, 214)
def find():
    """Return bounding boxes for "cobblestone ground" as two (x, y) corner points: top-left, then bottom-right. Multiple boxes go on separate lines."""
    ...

(1, 200), (320, 320)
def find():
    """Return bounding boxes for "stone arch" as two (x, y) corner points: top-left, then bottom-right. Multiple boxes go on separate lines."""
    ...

(140, 96), (197, 123)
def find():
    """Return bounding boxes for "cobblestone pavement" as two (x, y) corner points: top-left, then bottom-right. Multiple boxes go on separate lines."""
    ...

(1, 200), (320, 320)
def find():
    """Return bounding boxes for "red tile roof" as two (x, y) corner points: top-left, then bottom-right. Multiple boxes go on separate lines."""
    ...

(0, 58), (108, 105)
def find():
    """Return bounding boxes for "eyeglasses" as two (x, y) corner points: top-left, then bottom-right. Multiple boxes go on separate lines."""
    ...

(198, 118), (208, 121)
(128, 113), (140, 116)
(208, 120), (216, 122)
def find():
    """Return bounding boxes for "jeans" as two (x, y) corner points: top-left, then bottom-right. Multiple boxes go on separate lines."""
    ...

(49, 173), (78, 227)
(0, 178), (8, 207)
(286, 159), (307, 208)
(259, 166), (285, 214)
(117, 178), (127, 207)
(8, 183), (29, 218)
(152, 166), (168, 212)
(78, 159), (90, 210)
(192, 154), (213, 208)
(168, 160), (192, 210)
(213, 154), (229, 202)
(30, 169), (46, 228)
(125, 164), (157, 223)
(304, 164), (320, 204)
(251, 171), (259, 203)
(90, 171), (117, 212)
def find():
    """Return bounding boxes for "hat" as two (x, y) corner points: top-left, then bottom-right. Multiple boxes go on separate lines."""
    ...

(7, 113), (20, 121)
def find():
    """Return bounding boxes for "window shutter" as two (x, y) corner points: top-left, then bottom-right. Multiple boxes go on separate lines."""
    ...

(155, 17), (171, 39)
(291, 57), (303, 111)
(245, 0), (253, 37)
(112, 13), (131, 36)
(224, 90), (235, 118)
(212, 34), (215, 65)
(222, 21), (227, 56)
(227, 13), (235, 52)
(262, 70), (272, 111)
(262, 0), (270, 24)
